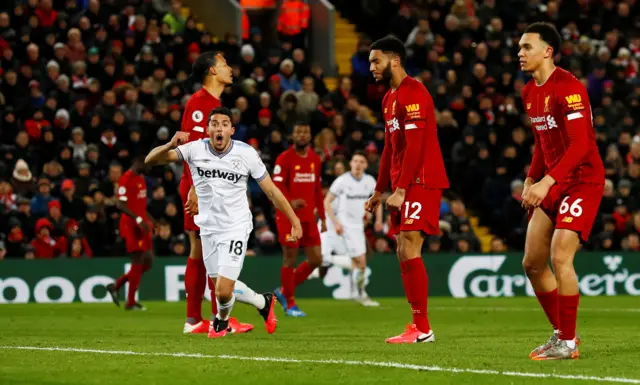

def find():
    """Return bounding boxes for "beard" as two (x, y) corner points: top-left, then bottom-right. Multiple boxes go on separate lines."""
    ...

(381, 62), (392, 83)
(294, 140), (308, 151)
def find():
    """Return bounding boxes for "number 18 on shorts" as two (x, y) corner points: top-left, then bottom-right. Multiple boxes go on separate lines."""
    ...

(201, 230), (250, 281)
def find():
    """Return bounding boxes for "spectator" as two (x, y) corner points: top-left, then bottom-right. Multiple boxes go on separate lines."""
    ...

(153, 219), (173, 257)
(278, 59), (301, 92)
(30, 218), (61, 259)
(296, 76), (319, 121)
(60, 178), (86, 221)
(31, 177), (54, 218)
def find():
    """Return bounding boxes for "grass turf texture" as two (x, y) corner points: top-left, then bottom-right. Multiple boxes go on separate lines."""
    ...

(1, 297), (639, 385)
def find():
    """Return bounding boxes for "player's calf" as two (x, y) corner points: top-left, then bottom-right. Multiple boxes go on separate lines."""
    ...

(550, 229), (581, 347)
(394, 231), (432, 335)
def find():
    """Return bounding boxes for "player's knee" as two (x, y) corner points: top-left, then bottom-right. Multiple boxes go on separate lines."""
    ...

(307, 248), (322, 266)
(215, 286), (234, 303)
(522, 256), (546, 277)
(550, 230), (579, 271)
(396, 232), (422, 261)
(353, 256), (366, 269)
(143, 256), (153, 270)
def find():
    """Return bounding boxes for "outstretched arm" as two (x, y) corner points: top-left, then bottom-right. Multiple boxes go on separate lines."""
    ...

(324, 192), (338, 224)
(258, 174), (300, 227)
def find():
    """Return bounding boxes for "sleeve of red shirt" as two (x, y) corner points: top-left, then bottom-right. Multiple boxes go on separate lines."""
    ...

(375, 115), (392, 194)
(272, 153), (290, 200)
(396, 84), (433, 190)
(527, 130), (545, 181)
(180, 104), (196, 189)
(117, 172), (130, 202)
(547, 82), (591, 183)
(314, 158), (325, 220)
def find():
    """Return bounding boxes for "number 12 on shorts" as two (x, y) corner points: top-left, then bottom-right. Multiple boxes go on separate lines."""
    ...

(560, 196), (583, 217)
(404, 201), (422, 219)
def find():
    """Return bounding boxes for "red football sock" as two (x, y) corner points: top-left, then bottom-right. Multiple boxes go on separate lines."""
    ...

(185, 258), (206, 322)
(281, 266), (295, 308)
(534, 289), (559, 330)
(400, 258), (431, 334)
(126, 263), (144, 306)
(558, 294), (579, 340)
(294, 261), (315, 287)
(208, 276), (218, 316)
(115, 272), (128, 290)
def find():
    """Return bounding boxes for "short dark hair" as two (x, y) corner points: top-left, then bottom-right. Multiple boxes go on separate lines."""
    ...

(352, 150), (367, 160)
(294, 119), (310, 128)
(192, 51), (220, 83)
(208, 106), (232, 122)
(370, 35), (406, 66)
(524, 22), (561, 56)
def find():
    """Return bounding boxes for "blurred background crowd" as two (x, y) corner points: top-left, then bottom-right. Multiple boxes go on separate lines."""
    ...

(0, 0), (638, 259)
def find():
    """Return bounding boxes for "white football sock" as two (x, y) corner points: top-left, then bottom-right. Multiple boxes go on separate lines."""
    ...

(233, 280), (266, 310)
(331, 255), (353, 270)
(216, 294), (235, 321)
(350, 269), (358, 298)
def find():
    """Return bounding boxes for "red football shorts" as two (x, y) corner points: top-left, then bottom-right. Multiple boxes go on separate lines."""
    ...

(179, 178), (199, 232)
(539, 182), (604, 242)
(122, 223), (153, 253)
(276, 215), (321, 248)
(389, 186), (443, 236)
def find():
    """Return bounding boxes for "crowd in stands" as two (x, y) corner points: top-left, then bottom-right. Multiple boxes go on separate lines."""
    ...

(0, 0), (638, 259)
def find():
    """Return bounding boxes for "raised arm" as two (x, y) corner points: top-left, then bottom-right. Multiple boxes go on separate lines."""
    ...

(145, 132), (190, 166)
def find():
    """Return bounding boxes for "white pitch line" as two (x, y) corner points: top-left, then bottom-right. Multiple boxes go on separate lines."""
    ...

(430, 306), (640, 313)
(1, 346), (639, 384)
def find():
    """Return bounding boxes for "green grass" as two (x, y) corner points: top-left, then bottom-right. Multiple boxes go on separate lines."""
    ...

(1, 297), (640, 384)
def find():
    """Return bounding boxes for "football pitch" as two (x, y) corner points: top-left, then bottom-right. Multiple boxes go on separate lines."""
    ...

(2, 297), (639, 385)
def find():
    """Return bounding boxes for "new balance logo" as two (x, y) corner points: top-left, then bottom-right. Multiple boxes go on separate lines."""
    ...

(196, 168), (243, 183)
(546, 115), (557, 129)
(386, 118), (400, 133)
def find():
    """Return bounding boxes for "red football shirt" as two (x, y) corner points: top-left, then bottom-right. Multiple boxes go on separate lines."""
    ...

(522, 67), (604, 185)
(376, 76), (449, 194)
(272, 147), (325, 222)
(118, 170), (148, 228)
(180, 88), (221, 189)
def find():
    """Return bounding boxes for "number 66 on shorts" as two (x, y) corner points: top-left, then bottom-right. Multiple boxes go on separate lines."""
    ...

(540, 183), (604, 242)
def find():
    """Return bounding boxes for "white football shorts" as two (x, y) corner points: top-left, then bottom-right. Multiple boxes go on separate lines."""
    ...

(201, 229), (250, 281)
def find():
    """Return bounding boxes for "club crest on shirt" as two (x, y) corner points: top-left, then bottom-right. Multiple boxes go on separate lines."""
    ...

(544, 95), (550, 112)
(527, 103), (531, 110)
(231, 159), (241, 170)
(192, 110), (204, 123)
